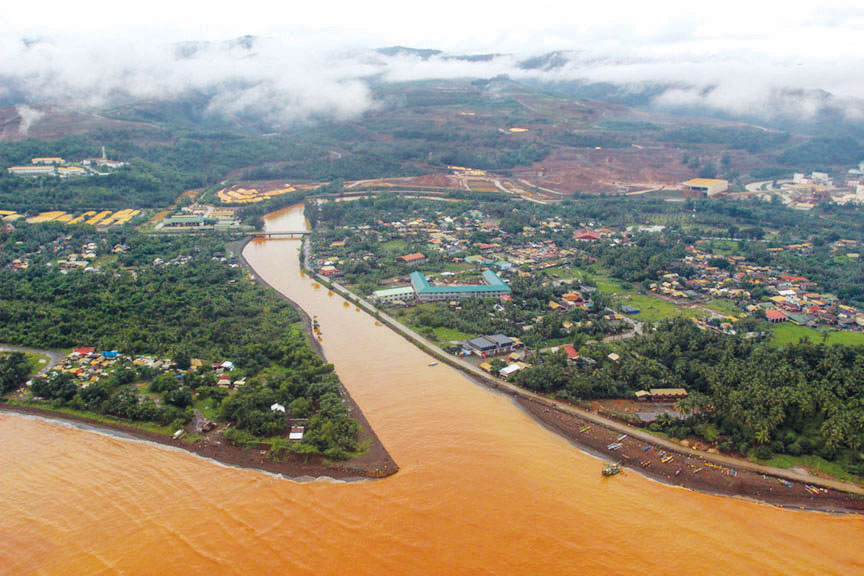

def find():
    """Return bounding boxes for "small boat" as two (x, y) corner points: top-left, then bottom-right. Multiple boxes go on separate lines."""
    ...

(661, 456), (673, 464)
(641, 446), (652, 452)
(602, 462), (621, 477)
(607, 442), (623, 451)
(579, 426), (592, 433)
(777, 478), (793, 488)
(616, 434), (628, 442)
(428, 362), (438, 367)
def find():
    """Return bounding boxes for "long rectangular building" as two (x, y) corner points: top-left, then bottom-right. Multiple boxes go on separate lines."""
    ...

(410, 270), (511, 302)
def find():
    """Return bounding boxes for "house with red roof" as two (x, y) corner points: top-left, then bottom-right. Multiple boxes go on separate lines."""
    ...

(573, 228), (601, 241)
(398, 252), (426, 264)
(765, 309), (788, 323)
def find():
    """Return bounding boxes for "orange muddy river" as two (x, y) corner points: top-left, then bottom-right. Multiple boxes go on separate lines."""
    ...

(1, 204), (861, 575)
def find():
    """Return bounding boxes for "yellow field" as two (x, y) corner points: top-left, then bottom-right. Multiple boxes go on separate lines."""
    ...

(27, 211), (67, 223)
(12, 209), (142, 227)
(217, 185), (296, 204)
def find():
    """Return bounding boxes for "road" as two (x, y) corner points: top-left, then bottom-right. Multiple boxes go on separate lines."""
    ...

(319, 276), (864, 497)
(0, 345), (65, 375)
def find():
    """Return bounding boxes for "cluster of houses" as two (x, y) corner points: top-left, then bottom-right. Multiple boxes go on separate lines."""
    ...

(752, 168), (864, 209)
(649, 242), (864, 331)
(2, 235), (114, 273)
(33, 346), (243, 391)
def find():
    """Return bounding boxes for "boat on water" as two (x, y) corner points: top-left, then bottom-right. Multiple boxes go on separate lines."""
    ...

(602, 462), (621, 477)
(428, 362), (438, 367)
(606, 442), (623, 451)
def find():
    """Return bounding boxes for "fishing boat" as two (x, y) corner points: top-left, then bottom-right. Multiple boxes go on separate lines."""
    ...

(579, 426), (592, 433)
(606, 442), (623, 451)
(616, 434), (627, 442)
(601, 462), (621, 477)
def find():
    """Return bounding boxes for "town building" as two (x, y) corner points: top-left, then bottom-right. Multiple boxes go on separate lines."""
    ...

(373, 286), (416, 304)
(398, 252), (426, 264)
(8, 165), (55, 177)
(410, 270), (511, 302)
(465, 334), (517, 357)
(682, 178), (729, 197)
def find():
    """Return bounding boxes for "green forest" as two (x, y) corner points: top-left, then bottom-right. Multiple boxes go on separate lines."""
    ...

(514, 319), (864, 476)
(0, 227), (359, 458)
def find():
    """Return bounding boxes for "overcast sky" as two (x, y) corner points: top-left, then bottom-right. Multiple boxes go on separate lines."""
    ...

(2, 0), (864, 125)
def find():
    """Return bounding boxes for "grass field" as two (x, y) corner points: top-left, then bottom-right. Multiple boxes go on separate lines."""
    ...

(380, 239), (408, 253)
(25, 353), (51, 376)
(620, 294), (700, 323)
(543, 266), (584, 281)
(770, 324), (864, 347)
(0, 351), (50, 377)
(432, 327), (477, 342)
(753, 453), (862, 484)
(703, 298), (741, 316)
(593, 276), (705, 323)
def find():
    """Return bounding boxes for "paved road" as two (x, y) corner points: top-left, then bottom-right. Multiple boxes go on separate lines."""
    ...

(0, 345), (64, 375)
(319, 277), (864, 497)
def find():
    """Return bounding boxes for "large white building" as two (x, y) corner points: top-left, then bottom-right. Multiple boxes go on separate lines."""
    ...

(8, 165), (55, 177)
(682, 178), (729, 197)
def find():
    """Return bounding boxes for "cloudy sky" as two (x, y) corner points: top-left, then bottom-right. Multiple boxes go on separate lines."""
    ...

(2, 0), (863, 124)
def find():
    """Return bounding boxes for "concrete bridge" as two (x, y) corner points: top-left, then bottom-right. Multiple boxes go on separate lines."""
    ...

(250, 231), (310, 239)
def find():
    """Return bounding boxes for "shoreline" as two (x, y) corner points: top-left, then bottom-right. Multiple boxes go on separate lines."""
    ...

(515, 397), (864, 514)
(310, 269), (864, 513)
(0, 235), (398, 482)
(0, 402), (396, 481)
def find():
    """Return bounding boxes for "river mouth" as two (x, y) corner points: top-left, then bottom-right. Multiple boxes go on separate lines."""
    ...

(0, 202), (861, 575)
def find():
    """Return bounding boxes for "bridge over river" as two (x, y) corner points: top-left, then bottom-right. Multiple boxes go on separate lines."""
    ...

(249, 230), (309, 238)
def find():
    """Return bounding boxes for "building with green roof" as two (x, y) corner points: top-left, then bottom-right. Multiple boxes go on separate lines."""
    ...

(410, 270), (510, 302)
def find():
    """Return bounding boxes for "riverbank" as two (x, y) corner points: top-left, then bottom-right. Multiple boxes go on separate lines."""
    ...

(517, 398), (864, 514)
(312, 269), (864, 512)
(0, 402), (397, 481)
(235, 236), (399, 479)
(0, 235), (398, 482)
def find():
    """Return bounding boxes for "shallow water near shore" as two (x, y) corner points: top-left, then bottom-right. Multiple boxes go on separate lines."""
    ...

(1, 203), (862, 575)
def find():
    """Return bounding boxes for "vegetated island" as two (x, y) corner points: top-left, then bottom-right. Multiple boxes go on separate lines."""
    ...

(0, 222), (396, 480)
